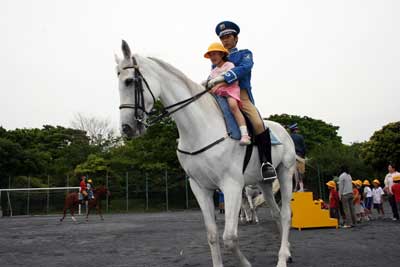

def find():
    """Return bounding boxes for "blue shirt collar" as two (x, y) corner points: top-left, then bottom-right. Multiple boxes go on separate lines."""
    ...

(229, 47), (238, 53)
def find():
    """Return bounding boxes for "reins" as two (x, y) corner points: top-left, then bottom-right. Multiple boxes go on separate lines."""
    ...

(118, 56), (228, 155)
(118, 56), (211, 127)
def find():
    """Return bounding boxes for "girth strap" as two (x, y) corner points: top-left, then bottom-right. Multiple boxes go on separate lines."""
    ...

(177, 135), (229, 155)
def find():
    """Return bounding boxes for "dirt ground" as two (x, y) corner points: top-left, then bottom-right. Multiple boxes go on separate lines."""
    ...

(0, 203), (399, 267)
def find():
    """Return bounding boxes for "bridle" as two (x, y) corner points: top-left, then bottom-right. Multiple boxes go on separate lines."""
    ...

(118, 56), (211, 128)
(118, 56), (229, 156)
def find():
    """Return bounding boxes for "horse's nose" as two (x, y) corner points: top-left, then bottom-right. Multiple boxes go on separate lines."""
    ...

(122, 124), (133, 136)
(125, 78), (134, 87)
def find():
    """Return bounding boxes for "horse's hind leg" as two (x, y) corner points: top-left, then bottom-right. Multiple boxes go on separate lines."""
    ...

(258, 181), (282, 234)
(189, 179), (223, 267)
(276, 166), (294, 267)
(96, 204), (104, 220)
(222, 183), (251, 267)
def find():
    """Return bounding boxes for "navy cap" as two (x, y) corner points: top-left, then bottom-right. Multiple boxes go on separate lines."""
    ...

(288, 123), (298, 131)
(215, 21), (240, 37)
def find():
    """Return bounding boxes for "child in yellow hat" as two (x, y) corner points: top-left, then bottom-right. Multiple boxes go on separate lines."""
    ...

(352, 181), (363, 223)
(391, 174), (400, 215)
(362, 180), (372, 220)
(204, 42), (250, 146)
(372, 179), (385, 219)
(326, 181), (339, 220)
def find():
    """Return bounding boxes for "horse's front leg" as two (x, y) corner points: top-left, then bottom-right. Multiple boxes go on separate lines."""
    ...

(246, 195), (257, 223)
(189, 178), (223, 267)
(71, 205), (77, 222)
(60, 206), (67, 222)
(222, 183), (251, 267)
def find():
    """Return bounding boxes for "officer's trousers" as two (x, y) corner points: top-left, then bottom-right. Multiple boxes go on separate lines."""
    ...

(239, 90), (265, 135)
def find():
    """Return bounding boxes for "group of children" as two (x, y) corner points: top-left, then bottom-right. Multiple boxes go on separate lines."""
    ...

(326, 174), (400, 224)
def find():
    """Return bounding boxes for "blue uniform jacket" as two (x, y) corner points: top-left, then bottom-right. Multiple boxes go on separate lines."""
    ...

(290, 133), (306, 158)
(224, 47), (254, 104)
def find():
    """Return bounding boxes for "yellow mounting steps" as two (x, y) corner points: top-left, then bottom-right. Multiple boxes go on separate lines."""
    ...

(291, 192), (338, 230)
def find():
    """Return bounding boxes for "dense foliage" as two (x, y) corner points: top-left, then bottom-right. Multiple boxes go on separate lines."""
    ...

(1, 111), (398, 205)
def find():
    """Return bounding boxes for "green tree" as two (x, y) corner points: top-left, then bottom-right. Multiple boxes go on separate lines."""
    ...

(268, 114), (342, 153)
(361, 121), (400, 172)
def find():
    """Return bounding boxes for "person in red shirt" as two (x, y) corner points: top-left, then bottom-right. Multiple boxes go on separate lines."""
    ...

(326, 181), (339, 220)
(391, 174), (400, 213)
(352, 181), (362, 223)
(79, 176), (88, 201)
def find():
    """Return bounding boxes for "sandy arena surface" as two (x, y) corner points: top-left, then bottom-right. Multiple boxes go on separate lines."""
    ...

(0, 204), (399, 267)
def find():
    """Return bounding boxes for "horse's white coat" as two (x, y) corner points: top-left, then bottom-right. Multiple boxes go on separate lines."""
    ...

(116, 42), (296, 267)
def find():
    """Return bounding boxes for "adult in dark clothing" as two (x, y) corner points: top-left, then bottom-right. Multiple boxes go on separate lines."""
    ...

(289, 123), (306, 191)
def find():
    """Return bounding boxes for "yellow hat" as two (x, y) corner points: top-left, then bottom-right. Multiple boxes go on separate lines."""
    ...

(363, 180), (370, 186)
(393, 174), (400, 182)
(204, 42), (229, 58)
(326, 181), (336, 188)
(88, 179), (93, 183)
(372, 179), (380, 185)
(356, 180), (362, 187)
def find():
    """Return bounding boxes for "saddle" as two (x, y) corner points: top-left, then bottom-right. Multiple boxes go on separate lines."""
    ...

(213, 95), (281, 145)
(213, 95), (282, 173)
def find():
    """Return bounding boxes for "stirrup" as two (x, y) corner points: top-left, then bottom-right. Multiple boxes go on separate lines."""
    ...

(261, 162), (277, 182)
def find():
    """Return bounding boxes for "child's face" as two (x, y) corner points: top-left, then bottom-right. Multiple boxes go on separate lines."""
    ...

(208, 51), (225, 66)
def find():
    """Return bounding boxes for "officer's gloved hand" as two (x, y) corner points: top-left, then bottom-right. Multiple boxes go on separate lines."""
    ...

(206, 75), (225, 89)
(200, 80), (208, 87)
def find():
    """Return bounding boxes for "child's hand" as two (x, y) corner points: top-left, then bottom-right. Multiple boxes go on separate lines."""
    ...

(210, 83), (226, 93)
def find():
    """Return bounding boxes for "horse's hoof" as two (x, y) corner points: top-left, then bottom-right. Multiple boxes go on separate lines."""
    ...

(287, 256), (293, 263)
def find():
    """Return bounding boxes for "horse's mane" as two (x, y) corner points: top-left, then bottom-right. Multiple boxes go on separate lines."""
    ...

(148, 57), (204, 95)
(145, 56), (221, 117)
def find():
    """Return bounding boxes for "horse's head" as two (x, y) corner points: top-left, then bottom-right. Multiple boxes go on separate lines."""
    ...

(115, 40), (162, 138)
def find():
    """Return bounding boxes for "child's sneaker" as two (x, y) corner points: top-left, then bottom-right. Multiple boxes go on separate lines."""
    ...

(239, 135), (251, 146)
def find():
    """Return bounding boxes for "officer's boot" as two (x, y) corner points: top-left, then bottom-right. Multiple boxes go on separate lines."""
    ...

(255, 128), (277, 182)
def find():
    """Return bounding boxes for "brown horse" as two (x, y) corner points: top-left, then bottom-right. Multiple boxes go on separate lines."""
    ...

(60, 185), (110, 222)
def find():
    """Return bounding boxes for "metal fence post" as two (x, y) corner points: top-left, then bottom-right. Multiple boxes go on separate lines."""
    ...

(126, 172), (129, 212)
(47, 175), (50, 214)
(106, 171), (109, 213)
(27, 176), (30, 216)
(317, 165), (322, 199)
(145, 173), (149, 211)
(165, 169), (169, 211)
(185, 175), (189, 209)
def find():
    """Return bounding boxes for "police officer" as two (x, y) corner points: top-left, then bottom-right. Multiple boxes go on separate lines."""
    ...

(288, 123), (306, 191)
(288, 123), (306, 159)
(207, 21), (276, 181)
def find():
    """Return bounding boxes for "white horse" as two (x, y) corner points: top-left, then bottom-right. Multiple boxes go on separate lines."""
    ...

(240, 184), (264, 224)
(115, 40), (296, 267)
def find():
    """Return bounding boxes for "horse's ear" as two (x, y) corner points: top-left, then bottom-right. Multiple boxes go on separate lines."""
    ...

(121, 40), (131, 60)
(114, 53), (121, 64)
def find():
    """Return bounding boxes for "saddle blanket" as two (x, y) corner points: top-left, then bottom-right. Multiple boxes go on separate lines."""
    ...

(214, 95), (281, 145)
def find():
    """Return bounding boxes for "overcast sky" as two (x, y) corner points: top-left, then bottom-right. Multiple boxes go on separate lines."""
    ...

(0, 0), (399, 144)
